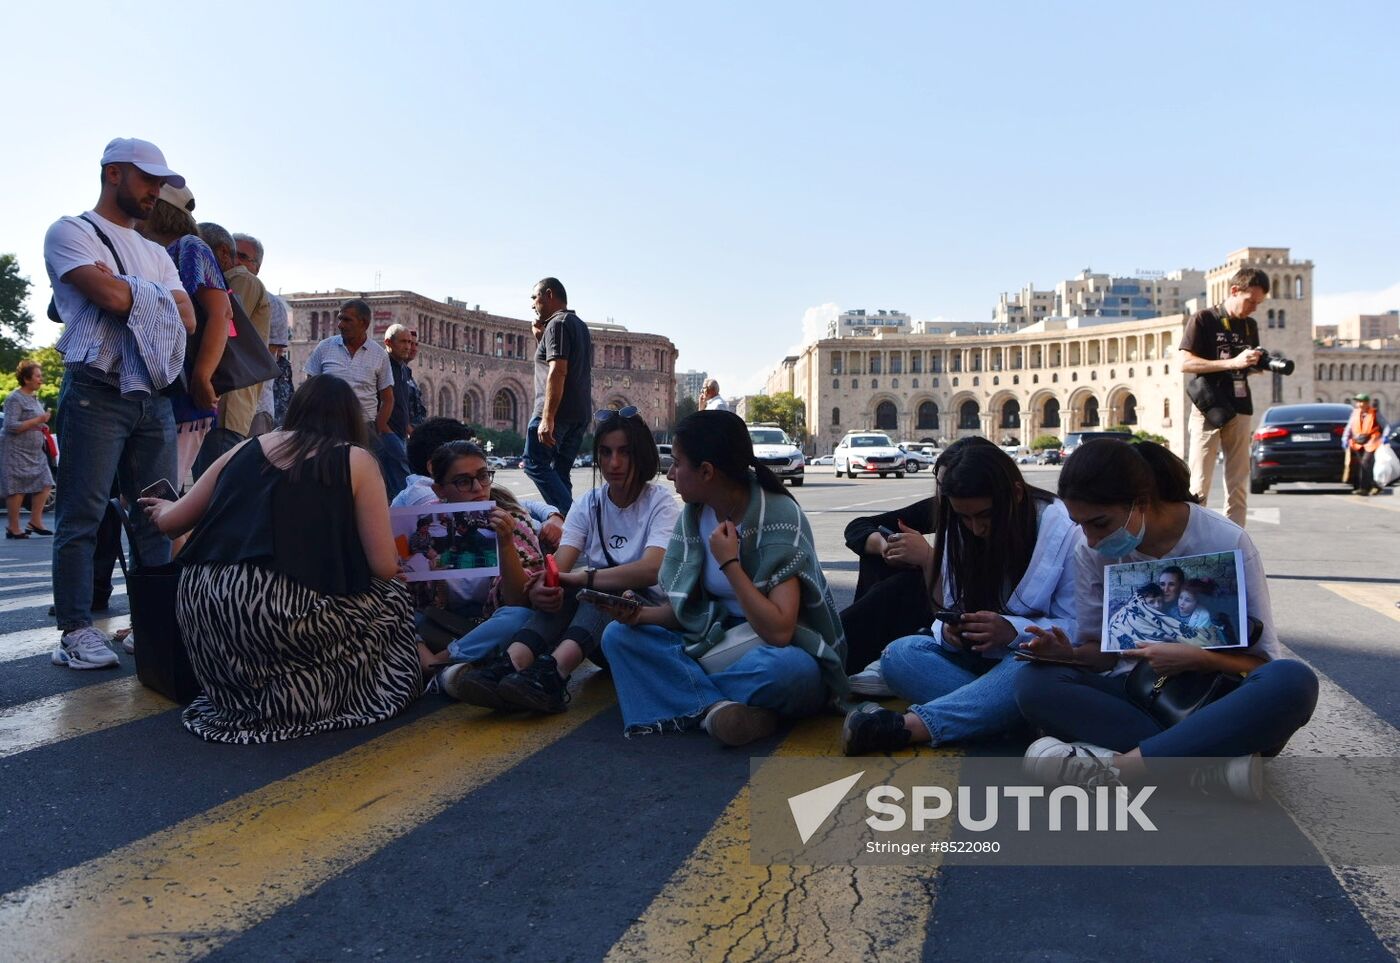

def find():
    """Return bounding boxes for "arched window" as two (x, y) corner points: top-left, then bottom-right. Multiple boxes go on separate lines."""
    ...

(1083, 397), (1100, 427)
(832, 406), (841, 426)
(462, 393), (475, 424)
(875, 400), (898, 430)
(1122, 393), (1138, 425)
(1282, 275), (1292, 299)
(1164, 398), (1171, 420)
(437, 386), (454, 419)
(1267, 309), (1275, 329)
(917, 401), (939, 430)
(1295, 276), (1304, 299)
(1277, 309), (1285, 329)
(1000, 399), (1021, 429)
(1042, 398), (1061, 428)
(958, 400), (980, 430)
(492, 389), (517, 432)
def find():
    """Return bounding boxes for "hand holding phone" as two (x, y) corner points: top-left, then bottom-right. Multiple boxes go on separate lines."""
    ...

(543, 555), (560, 589)
(931, 608), (963, 625)
(140, 478), (178, 502)
(577, 587), (641, 615)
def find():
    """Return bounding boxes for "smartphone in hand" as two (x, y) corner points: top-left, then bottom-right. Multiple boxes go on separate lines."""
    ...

(140, 478), (178, 502)
(577, 588), (640, 615)
(931, 608), (963, 625)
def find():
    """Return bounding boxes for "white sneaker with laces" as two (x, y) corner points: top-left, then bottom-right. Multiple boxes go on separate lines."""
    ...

(848, 660), (896, 698)
(1023, 735), (1122, 788)
(52, 626), (120, 670)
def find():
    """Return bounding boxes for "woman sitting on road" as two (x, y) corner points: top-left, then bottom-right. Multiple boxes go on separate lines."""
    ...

(437, 406), (679, 714)
(842, 441), (1081, 755)
(1015, 439), (1319, 795)
(407, 440), (545, 660)
(600, 410), (848, 747)
(140, 376), (421, 744)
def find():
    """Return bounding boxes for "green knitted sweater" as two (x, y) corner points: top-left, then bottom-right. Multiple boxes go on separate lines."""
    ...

(659, 477), (850, 701)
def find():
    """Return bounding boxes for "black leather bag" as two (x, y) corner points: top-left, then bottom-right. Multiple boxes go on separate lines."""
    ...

(1125, 617), (1262, 727)
(1186, 373), (1238, 428)
(190, 290), (280, 395)
(112, 500), (201, 705)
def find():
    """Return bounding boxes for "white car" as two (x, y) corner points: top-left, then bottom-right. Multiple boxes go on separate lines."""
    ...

(899, 446), (935, 472)
(747, 425), (805, 486)
(834, 431), (906, 479)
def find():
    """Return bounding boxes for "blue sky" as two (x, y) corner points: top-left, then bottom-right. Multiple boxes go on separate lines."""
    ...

(4, 0), (1397, 394)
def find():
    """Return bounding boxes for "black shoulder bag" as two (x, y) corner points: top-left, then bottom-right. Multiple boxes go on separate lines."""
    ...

(1125, 617), (1262, 727)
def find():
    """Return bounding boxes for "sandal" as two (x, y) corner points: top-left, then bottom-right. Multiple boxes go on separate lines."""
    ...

(26, 524), (53, 536)
(5, 530), (27, 540)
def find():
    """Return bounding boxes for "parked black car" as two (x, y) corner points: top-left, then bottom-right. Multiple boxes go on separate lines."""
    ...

(1249, 403), (1350, 493)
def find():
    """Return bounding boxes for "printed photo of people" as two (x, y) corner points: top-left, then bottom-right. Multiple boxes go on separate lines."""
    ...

(389, 500), (500, 583)
(1101, 550), (1248, 651)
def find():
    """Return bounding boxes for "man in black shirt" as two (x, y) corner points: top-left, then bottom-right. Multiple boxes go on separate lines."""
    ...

(1178, 267), (1269, 526)
(525, 277), (592, 515)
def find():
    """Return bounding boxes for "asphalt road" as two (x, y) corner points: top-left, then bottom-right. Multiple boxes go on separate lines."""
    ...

(2, 467), (1399, 962)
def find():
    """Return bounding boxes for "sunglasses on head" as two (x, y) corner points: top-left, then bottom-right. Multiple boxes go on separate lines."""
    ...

(595, 405), (639, 423)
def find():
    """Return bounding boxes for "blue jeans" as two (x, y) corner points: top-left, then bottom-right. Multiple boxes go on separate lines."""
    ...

(1013, 659), (1319, 758)
(523, 416), (587, 516)
(600, 623), (826, 736)
(446, 606), (533, 663)
(53, 370), (177, 631)
(378, 430), (411, 501)
(881, 635), (1028, 745)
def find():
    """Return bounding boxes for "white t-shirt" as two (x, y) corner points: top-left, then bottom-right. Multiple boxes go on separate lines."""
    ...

(559, 483), (680, 578)
(698, 506), (746, 616)
(704, 395), (729, 411)
(1076, 501), (1279, 676)
(44, 211), (183, 324)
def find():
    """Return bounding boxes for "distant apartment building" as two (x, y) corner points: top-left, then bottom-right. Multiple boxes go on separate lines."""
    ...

(676, 369), (708, 404)
(826, 308), (910, 338)
(1336, 311), (1400, 344)
(994, 268), (1207, 327)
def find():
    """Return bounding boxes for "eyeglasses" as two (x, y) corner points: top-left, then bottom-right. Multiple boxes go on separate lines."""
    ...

(449, 470), (495, 490)
(595, 405), (639, 423)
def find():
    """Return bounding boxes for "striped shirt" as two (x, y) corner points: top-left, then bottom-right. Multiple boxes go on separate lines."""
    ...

(55, 275), (185, 397)
(304, 335), (393, 422)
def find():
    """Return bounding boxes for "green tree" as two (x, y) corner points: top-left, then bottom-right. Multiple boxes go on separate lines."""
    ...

(674, 395), (698, 424)
(0, 254), (36, 376)
(467, 425), (526, 456)
(746, 392), (806, 441)
(1031, 434), (1063, 450)
(0, 344), (62, 410)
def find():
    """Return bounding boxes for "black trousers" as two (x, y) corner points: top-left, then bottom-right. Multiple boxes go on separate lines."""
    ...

(839, 567), (933, 673)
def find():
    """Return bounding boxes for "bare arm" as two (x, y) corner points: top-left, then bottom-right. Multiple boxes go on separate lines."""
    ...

(558, 545), (665, 593)
(542, 359), (568, 421)
(188, 288), (232, 410)
(61, 264), (133, 315)
(350, 447), (400, 579)
(140, 437), (255, 537)
(172, 290), (195, 333)
(728, 573), (801, 646)
(1179, 347), (1260, 376)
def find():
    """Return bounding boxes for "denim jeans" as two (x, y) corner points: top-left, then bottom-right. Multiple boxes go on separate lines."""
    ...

(1013, 659), (1319, 758)
(378, 430), (411, 501)
(446, 606), (533, 663)
(600, 623), (826, 735)
(880, 634), (1028, 745)
(53, 370), (177, 631)
(523, 416), (587, 516)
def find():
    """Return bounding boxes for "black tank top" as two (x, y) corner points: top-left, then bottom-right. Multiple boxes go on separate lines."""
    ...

(180, 439), (371, 596)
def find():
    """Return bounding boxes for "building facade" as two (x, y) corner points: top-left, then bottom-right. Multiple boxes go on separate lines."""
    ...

(767, 247), (1335, 456)
(676, 369), (708, 405)
(286, 290), (678, 435)
(827, 309), (911, 338)
(994, 268), (1207, 327)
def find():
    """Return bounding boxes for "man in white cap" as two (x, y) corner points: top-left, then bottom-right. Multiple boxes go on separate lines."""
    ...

(43, 137), (196, 670)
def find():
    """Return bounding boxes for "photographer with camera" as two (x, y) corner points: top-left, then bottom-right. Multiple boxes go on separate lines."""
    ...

(1179, 267), (1276, 527)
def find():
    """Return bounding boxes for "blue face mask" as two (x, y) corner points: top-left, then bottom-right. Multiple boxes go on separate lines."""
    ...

(1094, 505), (1145, 558)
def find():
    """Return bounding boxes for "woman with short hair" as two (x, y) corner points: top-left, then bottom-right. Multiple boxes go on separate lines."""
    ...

(2, 359), (54, 538)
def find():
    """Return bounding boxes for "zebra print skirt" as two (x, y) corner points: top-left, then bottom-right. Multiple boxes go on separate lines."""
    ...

(176, 562), (423, 744)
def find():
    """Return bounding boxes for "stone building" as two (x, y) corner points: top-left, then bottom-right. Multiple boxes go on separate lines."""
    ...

(766, 247), (1332, 457)
(1314, 339), (1400, 414)
(285, 290), (678, 434)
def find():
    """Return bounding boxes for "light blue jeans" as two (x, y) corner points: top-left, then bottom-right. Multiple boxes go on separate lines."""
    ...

(445, 606), (533, 663)
(53, 370), (176, 631)
(600, 623), (827, 736)
(880, 634), (1028, 745)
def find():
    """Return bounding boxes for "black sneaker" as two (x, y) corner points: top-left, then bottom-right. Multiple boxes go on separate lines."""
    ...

(1188, 755), (1263, 801)
(842, 707), (913, 756)
(497, 654), (571, 714)
(440, 653), (518, 709)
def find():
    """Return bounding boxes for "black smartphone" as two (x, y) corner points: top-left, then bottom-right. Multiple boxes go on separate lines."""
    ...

(876, 525), (899, 539)
(140, 478), (178, 502)
(577, 588), (641, 614)
(932, 608), (963, 625)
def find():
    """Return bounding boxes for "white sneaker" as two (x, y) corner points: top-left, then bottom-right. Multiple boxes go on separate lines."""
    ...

(1023, 735), (1122, 788)
(1188, 755), (1263, 801)
(52, 626), (120, 670)
(120, 631), (136, 655)
(848, 660), (896, 698)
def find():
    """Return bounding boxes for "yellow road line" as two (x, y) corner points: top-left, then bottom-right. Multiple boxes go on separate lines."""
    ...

(1318, 582), (1400, 625)
(0, 675), (174, 758)
(606, 713), (958, 962)
(0, 672), (616, 963)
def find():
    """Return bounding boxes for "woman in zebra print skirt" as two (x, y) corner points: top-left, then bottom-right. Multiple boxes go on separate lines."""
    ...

(140, 376), (422, 744)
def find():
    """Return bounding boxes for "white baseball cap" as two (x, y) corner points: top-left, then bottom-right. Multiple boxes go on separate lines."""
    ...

(158, 183), (195, 214)
(99, 137), (186, 188)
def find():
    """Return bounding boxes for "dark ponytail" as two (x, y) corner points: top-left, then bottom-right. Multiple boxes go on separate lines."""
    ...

(1059, 439), (1198, 507)
(673, 410), (791, 497)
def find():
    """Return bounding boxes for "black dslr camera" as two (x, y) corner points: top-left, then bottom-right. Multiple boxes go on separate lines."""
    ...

(1253, 350), (1295, 375)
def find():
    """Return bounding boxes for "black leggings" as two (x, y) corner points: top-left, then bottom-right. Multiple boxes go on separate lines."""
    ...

(839, 567), (932, 673)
